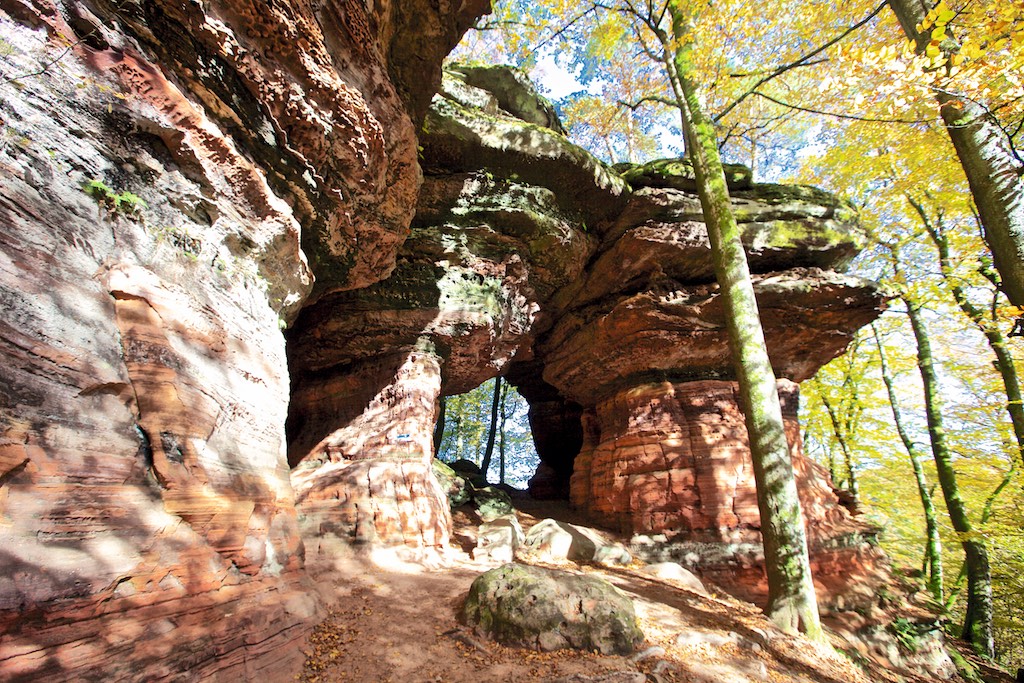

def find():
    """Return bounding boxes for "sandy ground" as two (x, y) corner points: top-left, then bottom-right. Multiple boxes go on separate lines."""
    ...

(294, 499), (967, 683)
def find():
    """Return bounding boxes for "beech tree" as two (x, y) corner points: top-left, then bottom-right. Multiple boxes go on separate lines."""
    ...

(872, 323), (944, 604)
(909, 195), (1024, 472)
(663, 1), (822, 636)
(898, 269), (994, 657)
(887, 0), (1024, 308)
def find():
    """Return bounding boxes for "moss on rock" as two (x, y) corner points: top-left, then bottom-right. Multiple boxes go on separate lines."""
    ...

(448, 64), (566, 134)
(420, 95), (628, 228)
(463, 563), (644, 654)
(622, 157), (753, 191)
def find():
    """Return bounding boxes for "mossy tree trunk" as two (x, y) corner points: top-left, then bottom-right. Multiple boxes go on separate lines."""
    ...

(903, 295), (994, 657)
(909, 195), (1024, 472)
(889, 0), (1024, 308)
(872, 323), (943, 603)
(662, 0), (823, 639)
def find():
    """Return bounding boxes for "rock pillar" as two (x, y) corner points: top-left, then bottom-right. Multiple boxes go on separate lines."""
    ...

(289, 346), (452, 555)
(569, 378), (885, 605)
(570, 379), (845, 541)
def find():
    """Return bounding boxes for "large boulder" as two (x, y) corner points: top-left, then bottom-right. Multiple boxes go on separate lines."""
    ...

(473, 486), (515, 522)
(642, 562), (707, 594)
(450, 459), (488, 488)
(521, 518), (631, 566)
(463, 563), (644, 654)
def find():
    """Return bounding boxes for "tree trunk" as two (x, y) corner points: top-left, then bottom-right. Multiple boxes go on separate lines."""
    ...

(498, 380), (509, 485)
(888, 0), (1024, 307)
(433, 395), (447, 457)
(905, 299), (994, 657)
(818, 388), (858, 497)
(454, 413), (463, 461)
(945, 454), (1015, 611)
(939, 96), (1024, 308)
(665, 0), (823, 639)
(872, 323), (943, 603)
(480, 377), (502, 481)
(910, 195), (1024, 471)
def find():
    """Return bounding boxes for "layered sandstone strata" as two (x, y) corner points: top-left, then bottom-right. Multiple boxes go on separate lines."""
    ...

(0, 0), (483, 680)
(566, 380), (887, 605)
(290, 346), (452, 552)
(522, 168), (889, 605)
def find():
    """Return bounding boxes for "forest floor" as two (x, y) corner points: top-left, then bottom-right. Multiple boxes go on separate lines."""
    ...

(294, 497), (998, 683)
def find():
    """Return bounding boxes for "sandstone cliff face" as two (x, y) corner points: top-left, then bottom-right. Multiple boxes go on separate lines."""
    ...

(0, 0), (483, 680)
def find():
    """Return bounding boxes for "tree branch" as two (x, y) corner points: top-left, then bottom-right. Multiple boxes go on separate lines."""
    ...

(728, 58), (829, 78)
(749, 91), (933, 124)
(714, 0), (888, 122)
(618, 94), (678, 110)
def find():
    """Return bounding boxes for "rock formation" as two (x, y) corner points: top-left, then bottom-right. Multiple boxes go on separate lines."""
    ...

(0, 0), (483, 680)
(283, 61), (891, 611)
(284, 69), (619, 555)
(1, 0), (904, 677)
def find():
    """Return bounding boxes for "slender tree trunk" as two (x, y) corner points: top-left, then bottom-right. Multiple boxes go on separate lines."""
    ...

(497, 378), (509, 485)
(888, 0), (1024, 307)
(497, 382), (509, 483)
(910, 195), (1024, 471)
(945, 455), (1015, 611)
(664, 0), (822, 639)
(454, 413), (463, 461)
(818, 389), (858, 496)
(905, 298), (994, 657)
(872, 323), (944, 602)
(433, 395), (447, 457)
(839, 351), (863, 500)
(480, 377), (502, 481)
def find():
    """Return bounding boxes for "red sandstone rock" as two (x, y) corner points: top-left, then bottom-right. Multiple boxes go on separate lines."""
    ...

(567, 379), (888, 610)
(543, 269), (886, 405)
(290, 348), (452, 552)
(571, 380), (846, 540)
(0, 0), (484, 679)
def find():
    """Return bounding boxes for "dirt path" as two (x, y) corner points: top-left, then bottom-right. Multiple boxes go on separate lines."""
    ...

(295, 501), (947, 683)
